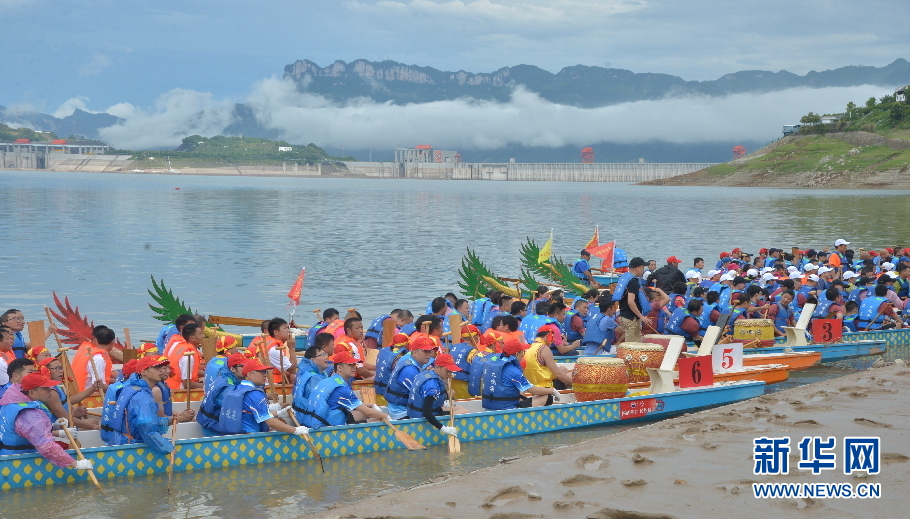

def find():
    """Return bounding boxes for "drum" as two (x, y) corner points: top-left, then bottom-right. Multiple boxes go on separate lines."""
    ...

(571, 357), (629, 402)
(733, 319), (775, 347)
(616, 342), (666, 383)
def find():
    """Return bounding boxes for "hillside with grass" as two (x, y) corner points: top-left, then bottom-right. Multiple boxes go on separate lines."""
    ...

(646, 92), (910, 188)
(0, 122), (58, 142)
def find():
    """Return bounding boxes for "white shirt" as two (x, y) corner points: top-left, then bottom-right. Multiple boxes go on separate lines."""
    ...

(84, 353), (108, 389)
(0, 358), (9, 385)
(268, 346), (295, 372)
(176, 351), (199, 381)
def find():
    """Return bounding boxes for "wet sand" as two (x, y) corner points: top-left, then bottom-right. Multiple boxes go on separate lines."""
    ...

(307, 363), (909, 519)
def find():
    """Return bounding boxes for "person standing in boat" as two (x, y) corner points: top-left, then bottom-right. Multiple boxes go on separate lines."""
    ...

(71, 325), (115, 392)
(301, 352), (388, 428)
(0, 372), (92, 472)
(103, 355), (175, 453)
(829, 239), (850, 272)
(614, 257), (652, 343)
(405, 353), (467, 438)
(481, 338), (560, 410)
(291, 345), (329, 425)
(334, 317), (375, 379)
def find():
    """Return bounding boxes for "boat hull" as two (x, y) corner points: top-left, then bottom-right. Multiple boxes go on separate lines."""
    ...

(745, 340), (887, 362)
(741, 351), (822, 371)
(0, 381), (764, 490)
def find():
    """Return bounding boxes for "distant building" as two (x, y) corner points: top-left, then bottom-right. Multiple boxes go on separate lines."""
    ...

(0, 139), (110, 169)
(394, 145), (461, 163)
(895, 85), (908, 103)
(782, 124), (801, 136)
(278, 146), (292, 152)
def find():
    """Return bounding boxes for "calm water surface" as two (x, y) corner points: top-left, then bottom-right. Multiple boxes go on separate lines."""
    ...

(2, 171), (909, 517)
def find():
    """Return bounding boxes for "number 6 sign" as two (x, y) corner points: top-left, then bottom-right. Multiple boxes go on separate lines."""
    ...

(712, 343), (743, 373)
(678, 356), (714, 388)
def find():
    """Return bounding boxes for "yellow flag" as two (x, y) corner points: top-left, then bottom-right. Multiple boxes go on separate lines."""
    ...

(538, 229), (553, 264)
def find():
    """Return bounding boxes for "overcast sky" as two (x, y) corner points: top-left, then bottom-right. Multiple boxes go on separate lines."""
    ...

(1, 0), (905, 112)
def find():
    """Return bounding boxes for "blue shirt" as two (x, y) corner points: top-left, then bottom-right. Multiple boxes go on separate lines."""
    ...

(387, 364), (422, 416)
(325, 380), (362, 412)
(239, 381), (271, 433)
(502, 361), (533, 393)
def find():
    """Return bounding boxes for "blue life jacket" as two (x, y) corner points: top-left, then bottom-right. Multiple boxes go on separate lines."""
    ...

(302, 374), (349, 429)
(563, 310), (583, 342)
(12, 331), (26, 359)
(0, 401), (54, 455)
(468, 352), (499, 396)
(218, 383), (269, 434)
(364, 315), (391, 346)
(773, 302), (792, 331)
(306, 322), (329, 349)
(613, 248), (628, 269)
(728, 307), (747, 333)
(518, 314), (544, 343)
(98, 373), (137, 444)
(102, 381), (149, 445)
(53, 385), (68, 413)
(481, 307), (504, 333)
(155, 381), (173, 417)
(848, 286), (869, 303)
(798, 284), (816, 301)
(374, 347), (405, 395)
(197, 373), (238, 433)
(292, 358), (326, 423)
(204, 356), (227, 395)
(481, 357), (523, 411)
(812, 298), (836, 319)
(896, 278), (910, 299)
(612, 272), (652, 315)
(665, 307), (694, 338)
(581, 312), (607, 345)
(572, 259), (590, 281)
(156, 324), (178, 351)
(384, 353), (421, 406)
(449, 342), (474, 381)
(855, 296), (889, 330)
(844, 315), (858, 332)
(470, 298), (491, 325)
(406, 370), (447, 419)
(400, 323), (416, 336)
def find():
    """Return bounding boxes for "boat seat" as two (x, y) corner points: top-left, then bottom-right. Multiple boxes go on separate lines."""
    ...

(784, 303), (815, 347)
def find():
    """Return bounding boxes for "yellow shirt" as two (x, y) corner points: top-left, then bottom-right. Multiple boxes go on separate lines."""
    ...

(522, 340), (555, 388)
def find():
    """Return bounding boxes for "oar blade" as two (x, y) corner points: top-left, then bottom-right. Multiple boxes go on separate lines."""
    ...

(395, 429), (426, 450)
(304, 436), (326, 473)
(359, 386), (376, 406)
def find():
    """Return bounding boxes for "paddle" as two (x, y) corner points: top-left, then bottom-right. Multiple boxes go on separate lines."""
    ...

(123, 328), (133, 349)
(260, 334), (279, 401)
(61, 422), (104, 494)
(446, 379), (460, 454)
(167, 416), (178, 494)
(381, 417), (426, 450)
(359, 385), (376, 405)
(863, 306), (888, 332)
(281, 375), (325, 474)
(278, 345), (288, 405)
(44, 307), (76, 427)
(183, 351), (193, 410)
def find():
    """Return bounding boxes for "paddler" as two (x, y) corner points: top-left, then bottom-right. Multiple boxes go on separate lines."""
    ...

(307, 308), (339, 349)
(301, 352), (388, 428)
(25, 346), (51, 363)
(214, 358), (310, 436)
(262, 317), (298, 384)
(581, 298), (622, 355)
(196, 353), (247, 436)
(152, 361), (196, 423)
(0, 371), (92, 472)
(290, 345), (329, 425)
(523, 329), (573, 389)
(384, 335), (439, 420)
(766, 290), (796, 335)
(364, 309), (407, 349)
(137, 342), (159, 357)
(448, 326), (484, 399)
(374, 333), (410, 397)
(665, 300), (704, 343)
(572, 250), (600, 287)
(480, 338), (560, 410)
(405, 353), (467, 438)
(103, 355), (176, 452)
(98, 359), (138, 445)
(36, 357), (100, 427)
(0, 309), (56, 359)
(71, 325), (116, 391)
(245, 320), (270, 358)
(161, 314), (198, 356)
(334, 317), (375, 378)
(856, 284), (904, 330)
(204, 335), (239, 394)
(164, 322), (203, 390)
(0, 358), (36, 401)
(482, 295), (513, 332)
(314, 332), (336, 376)
(0, 326), (18, 393)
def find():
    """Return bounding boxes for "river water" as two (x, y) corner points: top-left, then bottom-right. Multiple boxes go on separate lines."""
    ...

(2, 170), (909, 517)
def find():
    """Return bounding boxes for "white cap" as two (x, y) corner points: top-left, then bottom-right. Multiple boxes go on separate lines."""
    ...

(834, 239), (850, 247)
(887, 271), (899, 279)
(787, 266), (798, 273)
(762, 273), (776, 281)
(808, 274), (820, 282)
(720, 273), (735, 282)
(818, 266), (834, 274)
(881, 262), (895, 271)
(842, 271), (858, 279)
(803, 263), (818, 271)
(684, 269), (700, 279)
(761, 267), (775, 274)
(746, 269), (758, 277)
(789, 271), (803, 279)
(707, 269), (720, 278)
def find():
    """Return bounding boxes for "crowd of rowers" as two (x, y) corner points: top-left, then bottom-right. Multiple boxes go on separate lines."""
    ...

(1, 238), (907, 471)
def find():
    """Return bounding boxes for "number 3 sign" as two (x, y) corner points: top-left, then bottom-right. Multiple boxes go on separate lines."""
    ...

(678, 356), (714, 388)
(712, 343), (743, 373)
(811, 319), (842, 343)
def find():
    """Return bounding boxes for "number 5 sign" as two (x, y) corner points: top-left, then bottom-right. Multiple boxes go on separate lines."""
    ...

(712, 343), (743, 373)
(678, 356), (714, 388)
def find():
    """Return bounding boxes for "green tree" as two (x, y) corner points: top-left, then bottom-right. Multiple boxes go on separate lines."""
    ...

(866, 97), (877, 108)
(800, 112), (821, 124)
(879, 94), (896, 104)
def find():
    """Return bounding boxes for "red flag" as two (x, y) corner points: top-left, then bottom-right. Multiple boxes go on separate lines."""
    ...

(583, 226), (599, 250)
(287, 268), (306, 305)
(588, 241), (615, 270)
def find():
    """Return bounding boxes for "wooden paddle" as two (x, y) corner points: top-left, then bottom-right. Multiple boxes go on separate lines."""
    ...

(281, 377), (325, 474)
(260, 334), (279, 400)
(183, 351), (194, 410)
(446, 379), (460, 454)
(167, 417), (178, 494)
(44, 307), (76, 428)
(381, 417), (426, 450)
(278, 345), (288, 405)
(61, 424), (104, 494)
(123, 328), (133, 350)
(359, 385), (376, 406)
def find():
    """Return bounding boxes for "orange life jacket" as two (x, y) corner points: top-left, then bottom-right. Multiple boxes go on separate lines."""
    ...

(324, 320), (345, 339)
(165, 342), (202, 390)
(481, 329), (504, 353)
(163, 334), (184, 356)
(264, 336), (290, 384)
(71, 341), (113, 390)
(335, 335), (365, 364)
(246, 336), (266, 359)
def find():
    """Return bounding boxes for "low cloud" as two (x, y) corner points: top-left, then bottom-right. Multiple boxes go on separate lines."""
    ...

(79, 53), (111, 76)
(93, 77), (890, 151)
(52, 96), (96, 118)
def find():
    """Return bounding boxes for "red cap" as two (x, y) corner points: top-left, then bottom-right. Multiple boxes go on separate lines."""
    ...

(869, 250), (879, 257)
(719, 252), (729, 258)
(410, 336), (439, 351)
(215, 335), (237, 352)
(226, 352), (247, 368)
(479, 330), (500, 347)
(433, 353), (462, 372)
(903, 248), (910, 255)
(21, 372), (61, 391)
(329, 351), (358, 365)
(759, 248), (768, 253)
(122, 359), (139, 377)
(241, 359), (272, 376)
(391, 333), (410, 347)
(731, 248), (741, 254)
(666, 256), (682, 264)
(136, 355), (170, 372)
(138, 343), (159, 357)
(886, 247), (894, 253)
(36, 357), (56, 378)
(502, 338), (528, 356)
(25, 346), (47, 361)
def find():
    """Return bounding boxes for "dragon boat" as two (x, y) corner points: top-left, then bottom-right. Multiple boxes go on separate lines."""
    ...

(0, 380), (765, 490)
